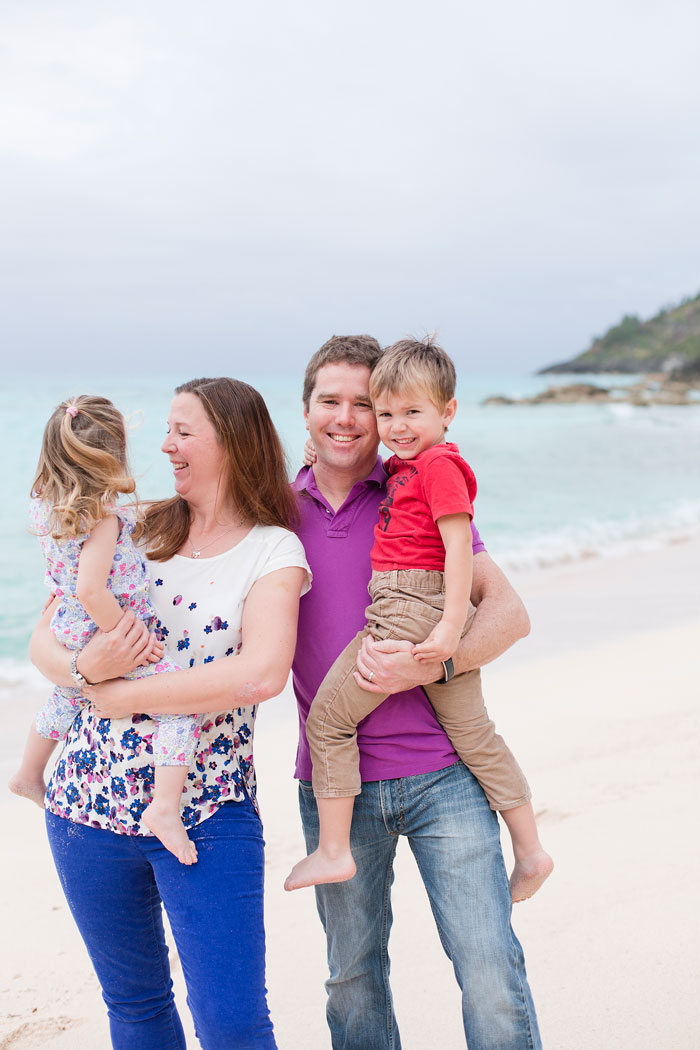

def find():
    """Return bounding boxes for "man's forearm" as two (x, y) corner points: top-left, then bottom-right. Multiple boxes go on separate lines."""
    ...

(355, 551), (530, 695)
(452, 552), (530, 675)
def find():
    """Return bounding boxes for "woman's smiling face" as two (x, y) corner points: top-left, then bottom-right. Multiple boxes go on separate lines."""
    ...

(161, 392), (226, 504)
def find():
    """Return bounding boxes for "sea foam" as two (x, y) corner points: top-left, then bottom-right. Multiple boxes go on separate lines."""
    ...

(492, 499), (700, 572)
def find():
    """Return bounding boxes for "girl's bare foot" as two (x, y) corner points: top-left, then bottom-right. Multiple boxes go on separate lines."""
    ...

(142, 800), (198, 865)
(284, 848), (356, 891)
(510, 848), (554, 902)
(9, 772), (47, 809)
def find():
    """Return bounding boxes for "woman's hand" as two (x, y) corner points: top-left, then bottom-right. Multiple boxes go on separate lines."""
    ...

(80, 611), (160, 683)
(31, 603), (154, 689)
(112, 565), (307, 716)
(141, 631), (165, 665)
(89, 678), (138, 720)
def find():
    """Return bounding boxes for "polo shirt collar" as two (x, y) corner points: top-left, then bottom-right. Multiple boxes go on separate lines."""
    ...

(292, 457), (386, 505)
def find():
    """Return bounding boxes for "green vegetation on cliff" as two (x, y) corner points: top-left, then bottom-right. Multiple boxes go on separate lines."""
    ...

(539, 291), (700, 375)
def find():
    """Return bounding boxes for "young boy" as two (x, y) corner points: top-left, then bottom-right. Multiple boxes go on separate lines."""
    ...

(285, 338), (553, 901)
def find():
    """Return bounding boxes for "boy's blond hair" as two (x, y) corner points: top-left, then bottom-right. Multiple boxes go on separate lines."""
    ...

(32, 395), (136, 539)
(369, 337), (456, 409)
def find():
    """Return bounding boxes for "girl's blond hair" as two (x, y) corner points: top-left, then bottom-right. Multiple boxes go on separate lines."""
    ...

(32, 395), (136, 539)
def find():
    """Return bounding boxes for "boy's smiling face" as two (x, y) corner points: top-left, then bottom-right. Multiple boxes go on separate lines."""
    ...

(373, 389), (457, 460)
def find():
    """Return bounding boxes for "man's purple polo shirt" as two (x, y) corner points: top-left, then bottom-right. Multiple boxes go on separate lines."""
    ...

(291, 457), (486, 782)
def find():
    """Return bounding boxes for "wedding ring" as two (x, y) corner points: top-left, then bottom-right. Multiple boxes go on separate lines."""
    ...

(367, 671), (374, 682)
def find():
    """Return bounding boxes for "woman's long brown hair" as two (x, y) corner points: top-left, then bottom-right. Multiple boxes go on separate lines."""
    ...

(144, 377), (297, 562)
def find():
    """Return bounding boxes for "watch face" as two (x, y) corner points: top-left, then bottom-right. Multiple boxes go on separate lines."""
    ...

(70, 654), (84, 685)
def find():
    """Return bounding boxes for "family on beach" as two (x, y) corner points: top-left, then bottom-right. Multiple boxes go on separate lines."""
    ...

(11, 336), (552, 1050)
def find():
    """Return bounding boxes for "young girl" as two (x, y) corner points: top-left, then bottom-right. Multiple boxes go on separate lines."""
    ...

(9, 395), (199, 865)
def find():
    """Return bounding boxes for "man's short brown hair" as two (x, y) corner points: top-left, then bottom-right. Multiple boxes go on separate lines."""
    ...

(369, 337), (456, 409)
(303, 335), (383, 409)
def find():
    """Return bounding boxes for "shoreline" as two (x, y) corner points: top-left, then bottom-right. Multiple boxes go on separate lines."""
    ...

(2, 537), (700, 1048)
(500, 530), (700, 667)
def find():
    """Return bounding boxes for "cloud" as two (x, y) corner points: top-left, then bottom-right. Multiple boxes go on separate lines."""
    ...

(1, 0), (699, 372)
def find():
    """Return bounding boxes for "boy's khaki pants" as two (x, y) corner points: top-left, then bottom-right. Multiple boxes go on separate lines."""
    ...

(306, 568), (530, 810)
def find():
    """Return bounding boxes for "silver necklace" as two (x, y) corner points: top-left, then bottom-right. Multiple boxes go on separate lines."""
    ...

(189, 523), (241, 559)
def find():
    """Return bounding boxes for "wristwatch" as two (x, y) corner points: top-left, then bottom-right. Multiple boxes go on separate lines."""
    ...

(437, 657), (455, 684)
(70, 652), (90, 689)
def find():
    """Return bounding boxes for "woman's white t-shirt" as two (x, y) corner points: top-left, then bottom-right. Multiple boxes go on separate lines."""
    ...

(45, 525), (310, 835)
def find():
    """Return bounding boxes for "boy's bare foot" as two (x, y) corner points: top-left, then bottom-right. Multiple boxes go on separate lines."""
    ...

(142, 800), (198, 865)
(284, 848), (356, 891)
(510, 849), (554, 902)
(9, 772), (47, 809)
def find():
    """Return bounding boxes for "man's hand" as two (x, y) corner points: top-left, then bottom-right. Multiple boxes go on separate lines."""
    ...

(79, 610), (158, 684)
(353, 552), (531, 696)
(89, 678), (137, 721)
(354, 637), (443, 694)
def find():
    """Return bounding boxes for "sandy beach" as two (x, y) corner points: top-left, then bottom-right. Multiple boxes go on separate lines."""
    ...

(2, 537), (699, 1049)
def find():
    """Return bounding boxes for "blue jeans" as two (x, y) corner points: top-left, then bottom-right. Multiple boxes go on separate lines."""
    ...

(299, 762), (541, 1050)
(46, 799), (276, 1050)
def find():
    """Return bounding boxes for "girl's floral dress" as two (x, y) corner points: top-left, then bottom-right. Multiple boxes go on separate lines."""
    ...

(45, 524), (311, 835)
(31, 499), (197, 766)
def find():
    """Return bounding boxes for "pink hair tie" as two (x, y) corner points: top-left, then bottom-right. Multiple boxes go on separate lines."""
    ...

(66, 405), (78, 418)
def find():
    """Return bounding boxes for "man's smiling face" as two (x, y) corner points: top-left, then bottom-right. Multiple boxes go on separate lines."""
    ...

(304, 362), (380, 480)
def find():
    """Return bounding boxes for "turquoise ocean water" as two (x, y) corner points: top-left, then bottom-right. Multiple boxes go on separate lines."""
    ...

(2, 370), (700, 687)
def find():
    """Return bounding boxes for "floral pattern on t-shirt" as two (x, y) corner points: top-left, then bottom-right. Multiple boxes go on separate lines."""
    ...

(45, 525), (311, 835)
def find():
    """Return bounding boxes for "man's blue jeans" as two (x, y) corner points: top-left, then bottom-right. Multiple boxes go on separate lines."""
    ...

(299, 762), (542, 1050)
(46, 799), (276, 1050)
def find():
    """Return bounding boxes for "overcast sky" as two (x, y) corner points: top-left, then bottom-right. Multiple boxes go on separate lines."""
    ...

(2, 0), (699, 376)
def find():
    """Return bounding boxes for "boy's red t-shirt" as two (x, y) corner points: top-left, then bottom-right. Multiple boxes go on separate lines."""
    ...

(370, 442), (477, 572)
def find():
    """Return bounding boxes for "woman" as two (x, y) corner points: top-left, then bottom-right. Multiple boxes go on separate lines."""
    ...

(30, 377), (310, 1050)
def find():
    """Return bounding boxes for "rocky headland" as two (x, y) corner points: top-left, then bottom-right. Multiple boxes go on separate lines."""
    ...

(538, 291), (700, 377)
(483, 376), (700, 407)
(484, 290), (700, 406)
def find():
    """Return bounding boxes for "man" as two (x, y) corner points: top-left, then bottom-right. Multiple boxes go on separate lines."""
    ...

(290, 334), (542, 1050)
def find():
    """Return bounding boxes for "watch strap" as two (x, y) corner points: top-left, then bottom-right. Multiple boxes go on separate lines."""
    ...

(70, 651), (87, 688)
(438, 657), (455, 684)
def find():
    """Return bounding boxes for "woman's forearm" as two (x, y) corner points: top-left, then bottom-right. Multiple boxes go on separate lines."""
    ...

(140, 568), (302, 712)
(91, 566), (305, 719)
(123, 648), (290, 715)
(31, 606), (156, 687)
